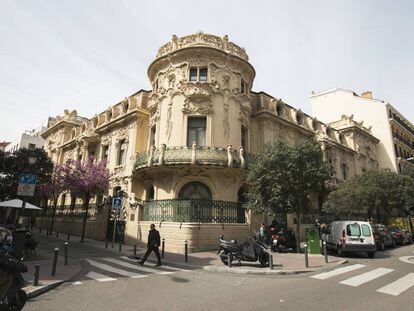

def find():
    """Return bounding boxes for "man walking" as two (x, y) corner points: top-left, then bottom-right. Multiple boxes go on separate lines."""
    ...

(138, 223), (162, 267)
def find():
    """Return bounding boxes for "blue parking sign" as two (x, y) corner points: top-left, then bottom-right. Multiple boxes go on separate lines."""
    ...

(19, 174), (37, 184)
(112, 197), (122, 209)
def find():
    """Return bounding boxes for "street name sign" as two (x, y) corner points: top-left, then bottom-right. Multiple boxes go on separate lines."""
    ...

(112, 197), (122, 209)
(17, 174), (37, 197)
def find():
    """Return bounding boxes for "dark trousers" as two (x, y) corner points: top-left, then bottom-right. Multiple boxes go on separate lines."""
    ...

(140, 246), (161, 264)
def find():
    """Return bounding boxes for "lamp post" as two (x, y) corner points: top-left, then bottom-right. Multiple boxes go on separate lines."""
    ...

(398, 157), (413, 234)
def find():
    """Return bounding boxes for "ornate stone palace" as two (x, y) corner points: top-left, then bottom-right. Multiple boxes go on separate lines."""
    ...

(39, 33), (380, 252)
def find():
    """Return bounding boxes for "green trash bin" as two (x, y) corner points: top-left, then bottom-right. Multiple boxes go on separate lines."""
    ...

(306, 228), (320, 254)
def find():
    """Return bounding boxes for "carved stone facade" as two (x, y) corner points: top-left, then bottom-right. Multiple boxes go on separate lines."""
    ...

(40, 33), (380, 251)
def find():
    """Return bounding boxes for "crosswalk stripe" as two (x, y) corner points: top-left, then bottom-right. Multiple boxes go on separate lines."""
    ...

(102, 258), (174, 275)
(311, 264), (366, 280)
(86, 259), (147, 279)
(86, 271), (116, 282)
(376, 273), (414, 296)
(339, 268), (394, 287)
(120, 256), (190, 272)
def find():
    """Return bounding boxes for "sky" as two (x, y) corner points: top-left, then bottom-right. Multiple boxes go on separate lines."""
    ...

(1, 0), (414, 141)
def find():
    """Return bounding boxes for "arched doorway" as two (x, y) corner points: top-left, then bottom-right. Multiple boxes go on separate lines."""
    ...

(178, 181), (212, 200)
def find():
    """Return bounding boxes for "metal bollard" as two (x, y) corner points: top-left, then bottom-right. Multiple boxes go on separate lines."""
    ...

(184, 240), (188, 262)
(304, 243), (309, 268)
(269, 253), (274, 270)
(67, 233), (70, 241)
(118, 240), (122, 252)
(227, 252), (232, 268)
(51, 247), (59, 276)
(105, 239), (108, 249)
(323, 241), (328, 263)
(56, 231), (59, 238)
(133, 245), (137, 256)
(33, 264), (40, 286)
(64, 242), (68, 266)
(161, 239), (165, 259)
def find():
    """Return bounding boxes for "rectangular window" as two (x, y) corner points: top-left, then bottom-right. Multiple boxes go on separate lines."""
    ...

(117, 140), (126, 165)
(199, 68), (207, 81)
(28, 143), (36, 150)
(346, 224), (361, 236)
(187, 117), (206, 146)
(189, 68), (198, 82)
(150, 126), (156, 146)
(102, 145), (109, 162)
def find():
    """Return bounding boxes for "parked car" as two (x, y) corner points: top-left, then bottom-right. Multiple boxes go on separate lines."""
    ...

(324, 221), (376, 258)
(389, 227), (412, 246)
(371, 224), (396, 250)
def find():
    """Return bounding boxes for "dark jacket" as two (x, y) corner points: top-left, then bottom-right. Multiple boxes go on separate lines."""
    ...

(147, 229), (161, 248)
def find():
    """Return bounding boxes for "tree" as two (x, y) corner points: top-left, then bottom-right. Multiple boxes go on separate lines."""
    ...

(61, 158), (110, 242)
(246, 140), (332, 244)
(37, 165), (66, 234)
(0, 148), (53, 202)
(323, 170), (414, 222)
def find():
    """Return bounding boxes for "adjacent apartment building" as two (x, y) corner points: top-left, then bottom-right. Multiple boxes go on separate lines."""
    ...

(310, 89), (414, 173)
(38, 33), (380, 252)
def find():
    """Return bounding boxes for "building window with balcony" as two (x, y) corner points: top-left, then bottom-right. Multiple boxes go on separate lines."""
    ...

(187, 117), (206, 146)
(117, 140), (127, 166)
(189, 67), (208, 82)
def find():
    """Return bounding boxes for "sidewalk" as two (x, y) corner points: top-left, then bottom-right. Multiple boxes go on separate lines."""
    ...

(32, 229), (347, 276)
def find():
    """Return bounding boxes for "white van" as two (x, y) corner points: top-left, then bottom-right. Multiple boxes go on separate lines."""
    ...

(324, 221), (376, 258)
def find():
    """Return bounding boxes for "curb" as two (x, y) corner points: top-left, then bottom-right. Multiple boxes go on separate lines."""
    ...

(25, 259), (86, 299)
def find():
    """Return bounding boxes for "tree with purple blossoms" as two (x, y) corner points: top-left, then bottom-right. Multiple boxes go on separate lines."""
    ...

(61, 158), (110, 242)
(37, 164), (66, 234)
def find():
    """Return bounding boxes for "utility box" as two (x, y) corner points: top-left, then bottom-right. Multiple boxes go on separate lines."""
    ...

(306, 228), (320, 254)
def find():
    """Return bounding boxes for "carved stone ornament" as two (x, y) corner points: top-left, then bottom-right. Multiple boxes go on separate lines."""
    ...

(182, 98), (213, 115)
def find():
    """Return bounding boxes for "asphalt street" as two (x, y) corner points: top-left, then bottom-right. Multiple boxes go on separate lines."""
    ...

(24, 243), (414, 311)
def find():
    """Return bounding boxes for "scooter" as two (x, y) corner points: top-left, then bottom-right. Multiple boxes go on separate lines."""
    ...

(217, 235), (269, 267)
(0, 254), (28, 311)
(271, 228), (297, 253)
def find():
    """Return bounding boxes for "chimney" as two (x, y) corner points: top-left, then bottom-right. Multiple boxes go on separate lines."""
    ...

(361, 91), (372, 99)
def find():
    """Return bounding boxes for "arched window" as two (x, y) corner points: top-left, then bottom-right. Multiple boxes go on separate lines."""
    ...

(146, 185), (154, 201)
(178, 181), (212, 200)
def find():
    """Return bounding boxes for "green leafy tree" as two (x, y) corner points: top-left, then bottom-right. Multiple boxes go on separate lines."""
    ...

(0, 148), (53, 202)
(323, 169), (414, 222)
(246, 140), (332, 243)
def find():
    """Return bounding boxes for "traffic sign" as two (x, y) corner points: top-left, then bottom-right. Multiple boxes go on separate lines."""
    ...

(112, 197), (122, 209)
(17, 174), (37, 196)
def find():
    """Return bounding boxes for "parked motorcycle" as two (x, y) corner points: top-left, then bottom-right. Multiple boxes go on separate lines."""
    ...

(217, 235), (269, 267)
(0, 253), (28, 311)
(270, 227), (297, 253)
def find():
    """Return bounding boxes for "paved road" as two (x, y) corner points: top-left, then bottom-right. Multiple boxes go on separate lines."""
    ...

(25, 244), (414, 311)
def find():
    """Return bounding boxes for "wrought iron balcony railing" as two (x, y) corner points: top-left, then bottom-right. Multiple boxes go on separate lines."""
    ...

(135, 144), (258, 170)
(141, 199), (246, 224)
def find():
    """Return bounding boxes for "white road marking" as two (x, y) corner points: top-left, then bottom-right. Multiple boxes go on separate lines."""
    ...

(85, 272), (116, 282)
(311, 264), (366, 280)
(120, 256), (190, 272)
(377, 273), (414, 296)
(72, 281), (83, 285)
(398, 256), (414, 265)
(339, 268), (394, 287)
(86, 259), (147, 279)
(102, 258), (173, 275)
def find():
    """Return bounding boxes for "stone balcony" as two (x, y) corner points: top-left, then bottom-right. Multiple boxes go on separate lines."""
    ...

(135, 143), (257, 171)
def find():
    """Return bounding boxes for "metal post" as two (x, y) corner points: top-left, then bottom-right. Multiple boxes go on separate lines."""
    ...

(269, 253), (274, 270)
(161, 238), (165, 259)
(118, 239), (122, 252)
(323, 241), (328, 263)
(133, 245), (137, 256)
(304, 243), (309, 268)
(51, 247), (59, 276)
(64, 242), (68, 266)
(184, 240), (188, 262)
(112, 219), (117, 249)
(33, 264), (40, 286)
(67, 233), (70, 241)
(227, 253), (232, 268)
